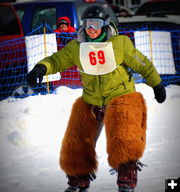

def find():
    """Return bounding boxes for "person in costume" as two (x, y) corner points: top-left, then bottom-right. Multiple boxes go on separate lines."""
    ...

(27, 5), (166, 192)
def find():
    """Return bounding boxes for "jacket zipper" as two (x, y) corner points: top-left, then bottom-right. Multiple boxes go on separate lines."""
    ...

(122, 82), (126, 89)
(99, 75), (105, 106)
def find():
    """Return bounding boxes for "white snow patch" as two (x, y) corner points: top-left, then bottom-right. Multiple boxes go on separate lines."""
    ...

(0, 84), (180, 192)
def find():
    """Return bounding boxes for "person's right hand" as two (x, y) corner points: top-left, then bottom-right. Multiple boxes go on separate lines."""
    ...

(27, 64), (47, 87)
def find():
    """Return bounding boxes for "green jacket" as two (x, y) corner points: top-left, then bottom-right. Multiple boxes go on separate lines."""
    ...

(38, 29), (161, 106)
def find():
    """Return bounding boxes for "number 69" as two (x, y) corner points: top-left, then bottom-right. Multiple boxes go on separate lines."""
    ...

(89, 51), (105, 65)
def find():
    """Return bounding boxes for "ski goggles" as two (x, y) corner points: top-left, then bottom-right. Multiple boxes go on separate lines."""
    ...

(83, 19), (106, 30)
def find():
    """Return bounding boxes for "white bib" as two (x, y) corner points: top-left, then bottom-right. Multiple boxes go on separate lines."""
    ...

(80, 42), (117, 75)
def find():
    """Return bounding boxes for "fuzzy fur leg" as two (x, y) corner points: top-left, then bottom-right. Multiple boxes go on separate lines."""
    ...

(104, 92), (147, 169)
(60, 97), (98, 176)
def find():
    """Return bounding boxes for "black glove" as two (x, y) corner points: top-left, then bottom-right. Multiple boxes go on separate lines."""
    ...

(153, 83), (166, 103)
(27, 64), (47, 87)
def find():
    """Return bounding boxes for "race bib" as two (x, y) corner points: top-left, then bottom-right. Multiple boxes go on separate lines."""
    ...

(80, 42), (117, 75)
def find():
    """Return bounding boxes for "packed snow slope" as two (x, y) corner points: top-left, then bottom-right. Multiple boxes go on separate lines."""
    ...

(0, 84), (180, 192)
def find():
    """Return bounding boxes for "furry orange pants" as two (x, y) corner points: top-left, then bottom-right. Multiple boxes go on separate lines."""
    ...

(60, 92), (147, 176)
(104, 92), (147, 169)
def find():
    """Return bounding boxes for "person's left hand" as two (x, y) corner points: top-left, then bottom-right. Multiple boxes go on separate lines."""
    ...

(153, 83), (166, 103)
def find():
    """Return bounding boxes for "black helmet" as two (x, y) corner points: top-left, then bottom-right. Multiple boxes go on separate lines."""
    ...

(81, 5), (108, 21)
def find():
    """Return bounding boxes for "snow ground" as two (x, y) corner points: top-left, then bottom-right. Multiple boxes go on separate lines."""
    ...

(0, 84), (180, 192)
